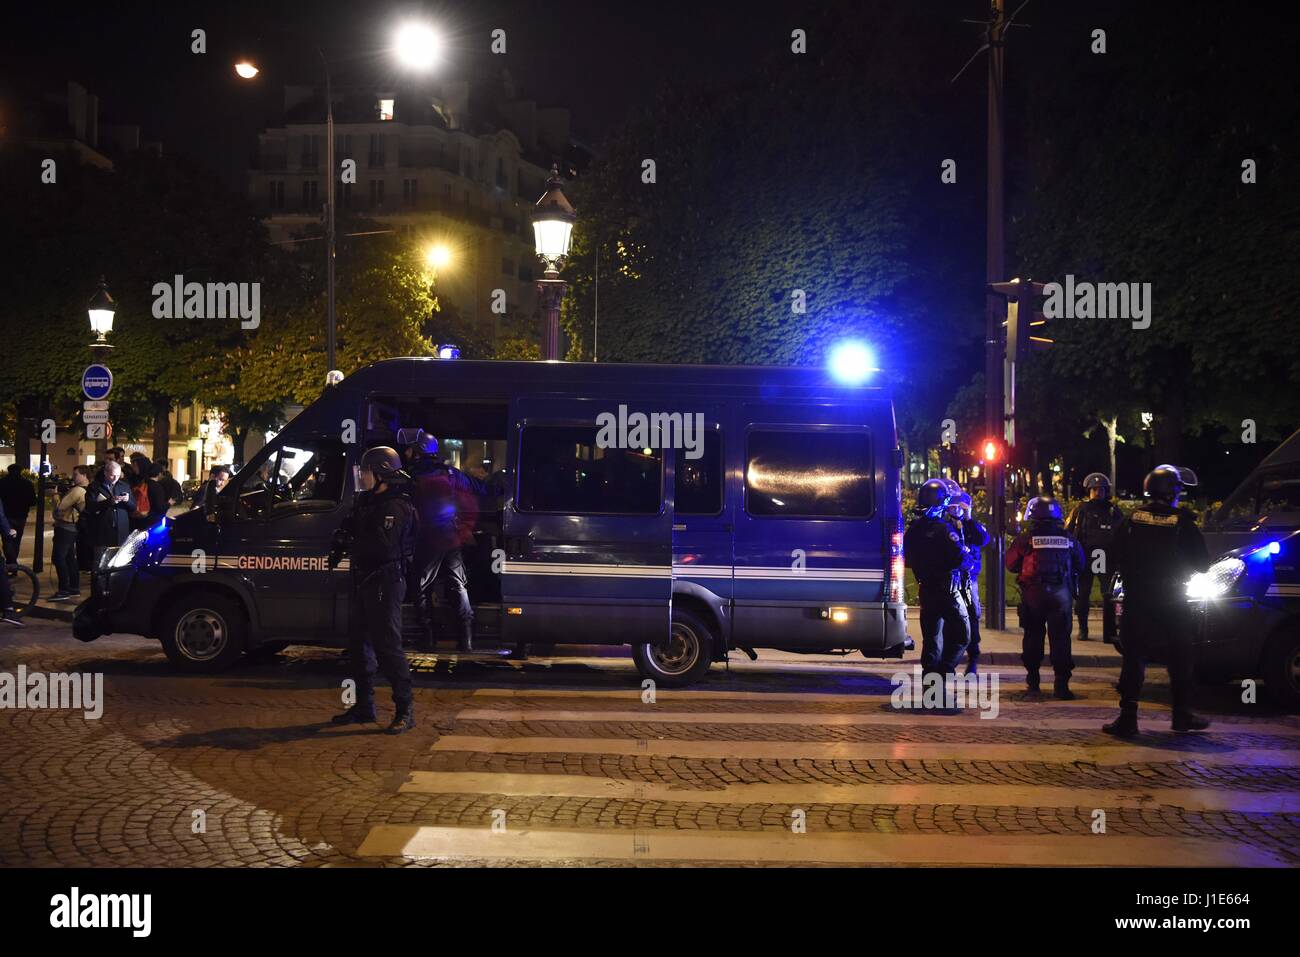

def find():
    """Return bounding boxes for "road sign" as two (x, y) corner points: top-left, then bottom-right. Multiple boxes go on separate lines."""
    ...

(83, 411), (110, 424)
(83, 400), (110, 412)
(86, 424), (107, 439)
(82, 364), (113, 401)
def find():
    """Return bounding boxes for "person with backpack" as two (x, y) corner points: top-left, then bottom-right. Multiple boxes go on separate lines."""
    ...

(1065, 473), (1125, 641)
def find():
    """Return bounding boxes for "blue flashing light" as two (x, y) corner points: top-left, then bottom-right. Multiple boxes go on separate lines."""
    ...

(829, 341), (876, 385)
(437, 344), (461, 359)
(1267, 540), (1281, 555)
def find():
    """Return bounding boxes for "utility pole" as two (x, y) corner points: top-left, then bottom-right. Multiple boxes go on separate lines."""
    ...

(984, 0), (1009, 630)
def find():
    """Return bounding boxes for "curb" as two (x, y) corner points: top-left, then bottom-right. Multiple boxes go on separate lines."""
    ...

(26, 604), (75, 623)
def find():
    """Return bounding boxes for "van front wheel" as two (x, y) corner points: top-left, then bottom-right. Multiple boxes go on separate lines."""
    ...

(633, 609), (714, 688)
(160, 592), (246, 673)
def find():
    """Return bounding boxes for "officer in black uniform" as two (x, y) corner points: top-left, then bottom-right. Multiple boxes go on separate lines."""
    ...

(1006, 496), (1085, 699)
(329, 447), (419, 734)
(943, 481), (989, 675)
(397, 428), (490, 653)
(1065, 472), (1125, 641)
(1103, 464), (1211, 737)
(904, 478), (971, 679)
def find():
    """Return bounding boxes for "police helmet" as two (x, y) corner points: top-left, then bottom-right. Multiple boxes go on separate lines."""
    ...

(1082, 472), (1111, 495)
(1144, 464), (1198, 503)
(360, 446), (406, 482)
(940, 477), (963, 498)
(916, 478), (952, 512)
(395, 427), (439, 456)
(1024, 496), (1063, 522)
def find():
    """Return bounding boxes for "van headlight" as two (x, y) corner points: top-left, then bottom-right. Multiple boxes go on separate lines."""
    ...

(1185, 557), (1245, 600)
(108, 530), (148, 569)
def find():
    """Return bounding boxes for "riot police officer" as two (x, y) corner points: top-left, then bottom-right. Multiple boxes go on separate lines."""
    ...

(1006, 496), (1085, 698)
(1065, 473), (1124, 641)
(904, 478), (970, 679)
(329, 447), (419, 734)
(397, 428), (489, 653)
(1103, 464), (1211, 738)
(943, 480), (989, 675)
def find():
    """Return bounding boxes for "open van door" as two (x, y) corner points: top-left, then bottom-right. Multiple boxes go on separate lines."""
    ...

(500, 396), (674, 648)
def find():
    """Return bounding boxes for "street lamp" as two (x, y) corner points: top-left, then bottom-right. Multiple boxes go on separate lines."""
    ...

(531, 165), (576, 361)
(87, 276), (115, 349)
(235, 46), (337, 383)
(394, 22), (442, 70)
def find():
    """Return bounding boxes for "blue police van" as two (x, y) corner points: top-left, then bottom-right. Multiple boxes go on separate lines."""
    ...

(73, 359), (909, 686)
(1116, 429), (1300, 709)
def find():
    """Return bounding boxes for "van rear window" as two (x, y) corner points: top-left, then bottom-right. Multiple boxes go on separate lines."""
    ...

(745, 429), (872, 518)
(518, 425), (663, 515)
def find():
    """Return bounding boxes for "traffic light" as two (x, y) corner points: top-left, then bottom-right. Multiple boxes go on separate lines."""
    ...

(989, 278), (1051, 363)
(981, 437), (1004, 464)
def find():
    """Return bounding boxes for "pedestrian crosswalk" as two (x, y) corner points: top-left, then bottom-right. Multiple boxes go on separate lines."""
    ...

(355, 666), (1300, 866)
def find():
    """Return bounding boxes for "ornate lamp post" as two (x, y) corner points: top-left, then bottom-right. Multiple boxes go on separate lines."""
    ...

(87, 276), (116, 349)
(531, 165), (576, 360)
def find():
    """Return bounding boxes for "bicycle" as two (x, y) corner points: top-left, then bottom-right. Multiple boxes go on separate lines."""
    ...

(4, 562), (40, 620)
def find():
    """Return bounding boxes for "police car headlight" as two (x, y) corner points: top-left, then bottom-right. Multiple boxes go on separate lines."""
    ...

(108, 530), (148, 569)
(1185, 557), (1245, 600)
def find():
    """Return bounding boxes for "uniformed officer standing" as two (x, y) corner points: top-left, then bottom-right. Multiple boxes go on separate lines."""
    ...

(904, 478), (970, 678)
(1103, 464), (1211, 737)
(397, 428), (490, 653)
(1006, 496), (1085, 699)
(1065, 473), (1125, 641)
(329, 447), (419, 734)
(943, 481), (989, 675)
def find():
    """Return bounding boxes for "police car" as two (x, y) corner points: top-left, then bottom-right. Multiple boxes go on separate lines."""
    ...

(73, 355), (910, 684)
(1115, 431), (1300, 710)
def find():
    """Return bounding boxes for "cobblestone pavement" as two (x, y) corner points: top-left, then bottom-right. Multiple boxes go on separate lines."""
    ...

(1, 620), (1297, 867)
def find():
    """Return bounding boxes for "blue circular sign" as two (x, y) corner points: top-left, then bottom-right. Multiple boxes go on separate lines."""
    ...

(82, 364), (113, 401)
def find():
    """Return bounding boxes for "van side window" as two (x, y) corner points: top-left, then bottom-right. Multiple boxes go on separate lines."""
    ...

(675, 430), (723, 515)
(518, 425), (662, 514)
(745, 429), (872, 518)
(1260, 468), (1300, 516)
(237, 436), (348, 517)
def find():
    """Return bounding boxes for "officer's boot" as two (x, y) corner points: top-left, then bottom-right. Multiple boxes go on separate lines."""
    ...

(1025, 671), (1042, 697)
(1172, 711), (1211, 733)
(1053, 679), (1076, 701)
(386, 701), (415, 735)
(964, 653), (978, 676)
(330, 702), (377, 726)
(457, 621), (474, 654)
(1077, 612), (1090, 642)
(1102, 707), (1139, 739)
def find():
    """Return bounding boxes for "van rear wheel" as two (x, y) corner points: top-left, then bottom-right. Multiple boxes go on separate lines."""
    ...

(632, 609), (714, 688)
(160, 592), (246, 673)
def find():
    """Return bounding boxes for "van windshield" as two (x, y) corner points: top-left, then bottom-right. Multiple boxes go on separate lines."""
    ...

(235, 434), (349, 517)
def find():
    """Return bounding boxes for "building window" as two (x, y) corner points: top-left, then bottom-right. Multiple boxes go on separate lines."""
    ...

(402, 178), (418, 207)
(378, 98), (395, 121)
(269, 180), (285, 210)
(495, 157), (507, 190)
(369, 134), (386, 168)
(369, 180), (385, 208)
(501, 258), (514, 276)
(744, 429), (873, 519)
(301, 180), (319, 209)
(341, 134), (353, 160)
(300, 135), (319, 168)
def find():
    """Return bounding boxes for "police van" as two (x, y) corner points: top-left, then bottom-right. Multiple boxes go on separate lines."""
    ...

(73, 358), (909, 685)
(1116, 430), (1300, 709)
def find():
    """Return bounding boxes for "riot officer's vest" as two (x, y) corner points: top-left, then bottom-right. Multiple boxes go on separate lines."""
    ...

(1017, 522), (1073, 586)
(1075, 499), (1121, 549)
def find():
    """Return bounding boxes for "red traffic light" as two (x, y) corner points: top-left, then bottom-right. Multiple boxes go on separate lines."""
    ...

(982, 438), (1002, 463)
